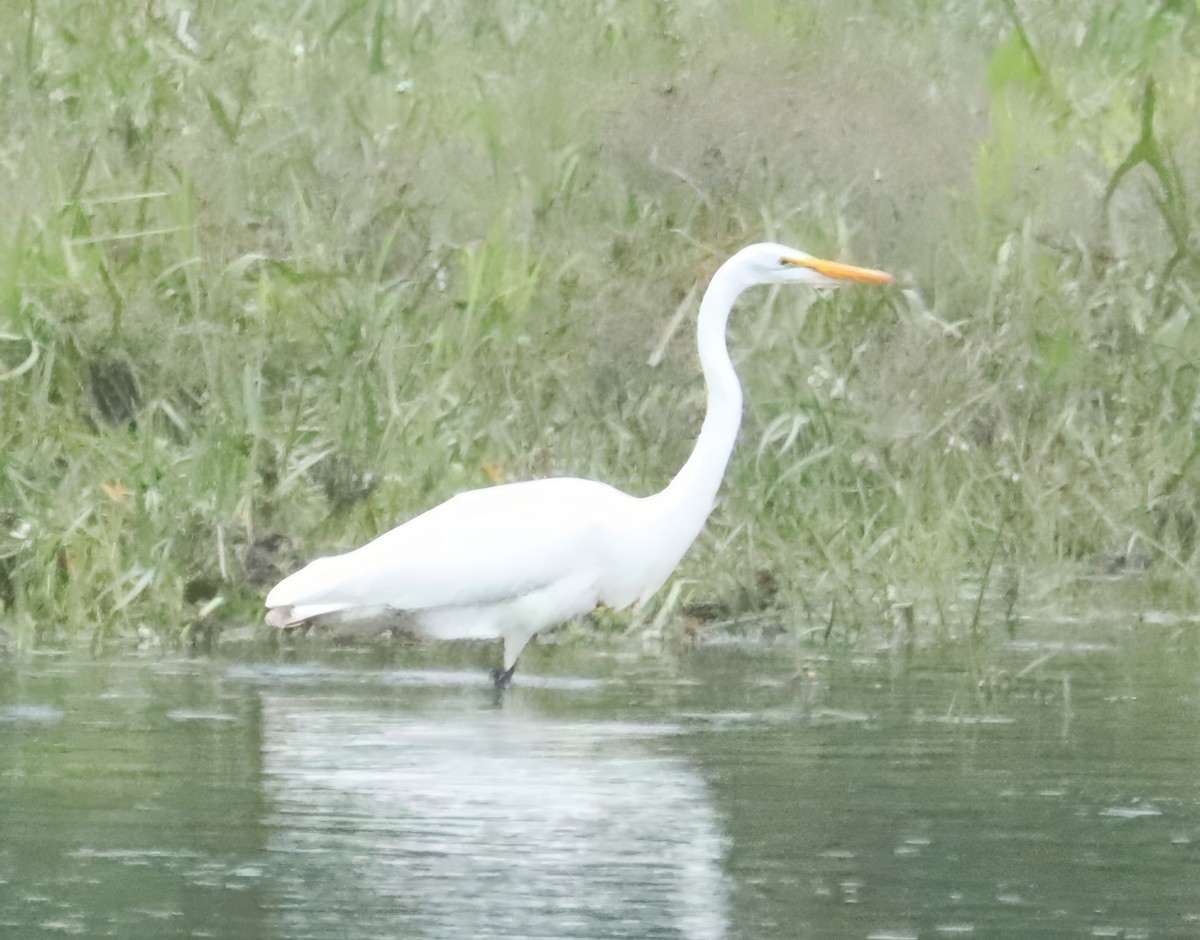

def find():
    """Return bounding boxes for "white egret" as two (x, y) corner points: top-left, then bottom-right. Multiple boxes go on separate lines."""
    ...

(266, 242), (893, 685)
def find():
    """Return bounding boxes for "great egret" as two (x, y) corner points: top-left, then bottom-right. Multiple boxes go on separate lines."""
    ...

(266, 242), (893, 685)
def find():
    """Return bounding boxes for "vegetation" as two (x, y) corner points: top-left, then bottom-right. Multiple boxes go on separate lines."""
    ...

(1, 0), (1198, 651)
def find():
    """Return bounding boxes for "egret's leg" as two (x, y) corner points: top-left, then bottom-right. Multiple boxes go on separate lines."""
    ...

(490, 664), (518, 690)
(493, 629), (537, 688)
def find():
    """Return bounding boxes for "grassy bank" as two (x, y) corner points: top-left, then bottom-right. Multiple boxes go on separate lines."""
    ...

(1, 0), (1198, 650)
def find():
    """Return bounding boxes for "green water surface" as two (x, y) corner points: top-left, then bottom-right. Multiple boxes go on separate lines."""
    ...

(1, 621), (1198, 938)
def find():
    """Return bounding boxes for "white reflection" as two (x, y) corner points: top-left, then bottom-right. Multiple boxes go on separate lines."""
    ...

(261, 694), (729, 939)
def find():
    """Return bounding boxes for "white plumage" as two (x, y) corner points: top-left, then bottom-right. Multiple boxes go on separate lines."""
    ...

(266, 242), (892, 684)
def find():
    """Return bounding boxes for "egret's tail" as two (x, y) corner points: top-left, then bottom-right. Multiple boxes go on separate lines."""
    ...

(264, 603), (346, 629)
(265, 605), (299, 629)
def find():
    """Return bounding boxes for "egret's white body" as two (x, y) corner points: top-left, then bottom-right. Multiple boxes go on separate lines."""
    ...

(266, 243), (892, 683)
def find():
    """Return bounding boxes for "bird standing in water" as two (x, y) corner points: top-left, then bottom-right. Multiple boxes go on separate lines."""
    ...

(266, 242), (893, 686)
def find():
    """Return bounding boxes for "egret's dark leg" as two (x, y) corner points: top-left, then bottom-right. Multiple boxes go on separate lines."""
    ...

(490, 664), (517, 690)
(490, 631), (534, 691)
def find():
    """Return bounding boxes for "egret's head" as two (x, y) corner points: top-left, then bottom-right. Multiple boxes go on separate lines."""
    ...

(731, 242), (894, 289)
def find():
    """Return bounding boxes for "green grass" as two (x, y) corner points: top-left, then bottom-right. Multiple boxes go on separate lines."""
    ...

(1, 0), (1198, 651)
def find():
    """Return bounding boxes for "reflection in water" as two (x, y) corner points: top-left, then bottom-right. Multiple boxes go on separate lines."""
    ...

(261, 693), (730, 939)
(2, 630), (1198, 939)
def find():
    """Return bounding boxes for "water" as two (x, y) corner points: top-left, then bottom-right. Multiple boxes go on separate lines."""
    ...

(1, 622), (1198, 938)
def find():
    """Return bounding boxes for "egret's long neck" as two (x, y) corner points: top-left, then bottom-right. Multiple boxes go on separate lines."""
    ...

(656, 264), (748, 534)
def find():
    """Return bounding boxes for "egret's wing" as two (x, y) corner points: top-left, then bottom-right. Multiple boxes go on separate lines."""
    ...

(266, 478), (634, 614)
